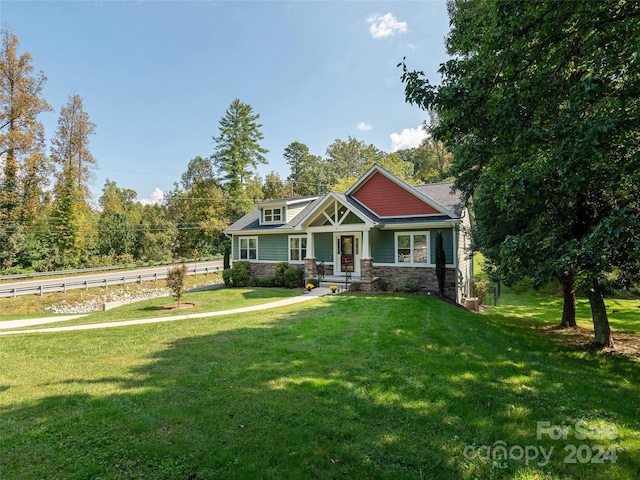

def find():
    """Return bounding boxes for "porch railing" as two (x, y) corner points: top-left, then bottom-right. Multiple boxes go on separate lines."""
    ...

(317, 261), (325, 284)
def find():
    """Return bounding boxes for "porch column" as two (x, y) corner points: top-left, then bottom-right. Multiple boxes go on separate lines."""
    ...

(361, 229), (371, 258)
(306, 231), (315, 259)
(360, 229), (373, 281)
(304, 232), (316, 280)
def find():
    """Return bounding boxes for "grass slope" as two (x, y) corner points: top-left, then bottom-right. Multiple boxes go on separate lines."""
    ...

(1, 294), (638, 479)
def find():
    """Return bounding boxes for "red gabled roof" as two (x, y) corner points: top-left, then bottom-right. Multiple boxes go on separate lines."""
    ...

(351, 171), (440, 217)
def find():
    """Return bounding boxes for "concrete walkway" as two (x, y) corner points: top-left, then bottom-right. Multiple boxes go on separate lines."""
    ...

(0, 287), (332, 336)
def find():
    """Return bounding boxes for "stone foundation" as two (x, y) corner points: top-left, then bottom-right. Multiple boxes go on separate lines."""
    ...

(248, 262), (304, 278)
(246, 261), (457, 299)
(372, 265), (457, 298)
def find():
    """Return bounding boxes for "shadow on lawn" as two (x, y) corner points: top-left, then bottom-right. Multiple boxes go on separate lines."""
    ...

(2, 295), (639, 479)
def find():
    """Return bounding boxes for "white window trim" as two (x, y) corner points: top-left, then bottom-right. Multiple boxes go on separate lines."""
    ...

(395, 232), (429, 265)
(288, 235), (307, 263)
(262, 207), (284, 225)
(239, 236), (258, 261)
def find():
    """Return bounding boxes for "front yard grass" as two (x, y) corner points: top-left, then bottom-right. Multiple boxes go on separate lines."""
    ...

(1, 294), (638, 479)
(3, 287), (302, 331)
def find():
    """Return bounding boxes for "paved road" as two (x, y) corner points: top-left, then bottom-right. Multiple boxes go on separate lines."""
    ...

(0, 287), (332, 335)
(0, 260), (224, 298)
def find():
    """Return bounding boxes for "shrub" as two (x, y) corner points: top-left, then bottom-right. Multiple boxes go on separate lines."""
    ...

(284, 267), (304, 289)
(402, 277), (418, 293)
(472, 277), (491, 304)
(222, 268), (234, 287)
(350, 281), (361, 292)
(378, 279), (389, 291)
(435, 232), (446, 297)
(166, 264), (188, 306)
(257, 276), (277, 287)
(274, 262), (289, 287)
(223, 243), (231, 270)
(232, 261), (252, 287)
(306, 278), (319, 288)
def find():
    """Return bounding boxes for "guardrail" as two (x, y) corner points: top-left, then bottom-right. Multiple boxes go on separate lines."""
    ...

(0, 265), (222, 299)
(0, 257), (222, 281)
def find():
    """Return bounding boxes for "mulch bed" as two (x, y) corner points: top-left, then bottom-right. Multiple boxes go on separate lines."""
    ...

(158, 302), (196, 311)
(542, 324), (640, 361)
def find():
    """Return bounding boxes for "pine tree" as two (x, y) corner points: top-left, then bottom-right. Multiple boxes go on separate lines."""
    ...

(212, 99), (268, 193)
(50, 93), (97, 202)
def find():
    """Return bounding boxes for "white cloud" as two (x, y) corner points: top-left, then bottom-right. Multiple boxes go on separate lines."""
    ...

(139, 187), (165, 206)
(367, 13), (408, 39)
(356, 122), (373, 131)
(390, 126), (427, 152)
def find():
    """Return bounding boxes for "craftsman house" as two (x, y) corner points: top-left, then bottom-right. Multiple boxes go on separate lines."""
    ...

(224, 165), (473, 302)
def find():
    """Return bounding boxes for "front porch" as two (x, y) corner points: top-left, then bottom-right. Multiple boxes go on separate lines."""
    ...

(305, 256), (379, 291)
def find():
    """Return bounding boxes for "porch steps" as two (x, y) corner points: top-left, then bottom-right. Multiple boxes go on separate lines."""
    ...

(316, 275), (378, 291)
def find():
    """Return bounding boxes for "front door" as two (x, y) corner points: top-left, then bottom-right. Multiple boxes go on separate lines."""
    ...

(336, 233), (360, 275)
(341, 235), (354, 273)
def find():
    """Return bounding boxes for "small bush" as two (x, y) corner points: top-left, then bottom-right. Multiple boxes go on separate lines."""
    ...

(402, 277), (418, 293)
(350, 281), (362, 292)
(306, 278), (319, 288)
(472, 277), (491, 304)
(284, 268), (304, 289)
(274, 262), (289, 287)
(222, 268), (234, 287)
(378, 279), (389, 291)
(166, 264), (188, 306)
(232, 261), (252, 287)
(257, 276), (277, 287)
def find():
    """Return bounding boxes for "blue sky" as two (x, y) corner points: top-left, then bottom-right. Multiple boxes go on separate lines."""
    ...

(1, 0), (450, 204)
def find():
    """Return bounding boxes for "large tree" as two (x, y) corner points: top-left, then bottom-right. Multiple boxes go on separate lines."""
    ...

(50, 93), (97, 200)
(97, 180), (139, 261)
(401, 0), (640, 348)
(325, 136), (384, 187)
(284, 141), (327, 196)
(212, 99), (268, 193)
(0, 28), (52, 224)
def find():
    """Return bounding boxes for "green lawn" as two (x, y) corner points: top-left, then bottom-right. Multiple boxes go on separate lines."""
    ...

(4, 287), (302, 331)
(1, 293), (638, 479)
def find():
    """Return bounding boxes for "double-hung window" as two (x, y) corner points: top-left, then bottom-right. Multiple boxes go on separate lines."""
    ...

(263, 207), (282, 223)
(239, 237), (258, 260)
(396, 232), (428, 264)
(289, 235), (307, 262)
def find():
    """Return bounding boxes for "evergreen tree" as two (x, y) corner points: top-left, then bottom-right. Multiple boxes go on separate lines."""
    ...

(50, 93), (97, 201)
(284, 141), (326, 196)
(212, 99), (268, 193)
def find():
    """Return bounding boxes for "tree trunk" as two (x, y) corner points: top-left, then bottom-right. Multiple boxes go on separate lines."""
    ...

(587, 281), (614, 349)
(559, 274), (577, 328)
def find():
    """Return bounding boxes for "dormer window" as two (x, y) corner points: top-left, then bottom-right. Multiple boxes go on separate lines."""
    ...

(262, 207), (283, 224)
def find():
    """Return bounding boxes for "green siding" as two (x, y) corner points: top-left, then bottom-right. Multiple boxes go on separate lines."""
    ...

(371, 229), (395, 263)
(430, 229), (454, 264)
(370, 228), (454, 264)
(314, 232), (333, 262)
(232, 234), (288, 261)
(344, 211), (364, 224)
(258, 234), (288, 261)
